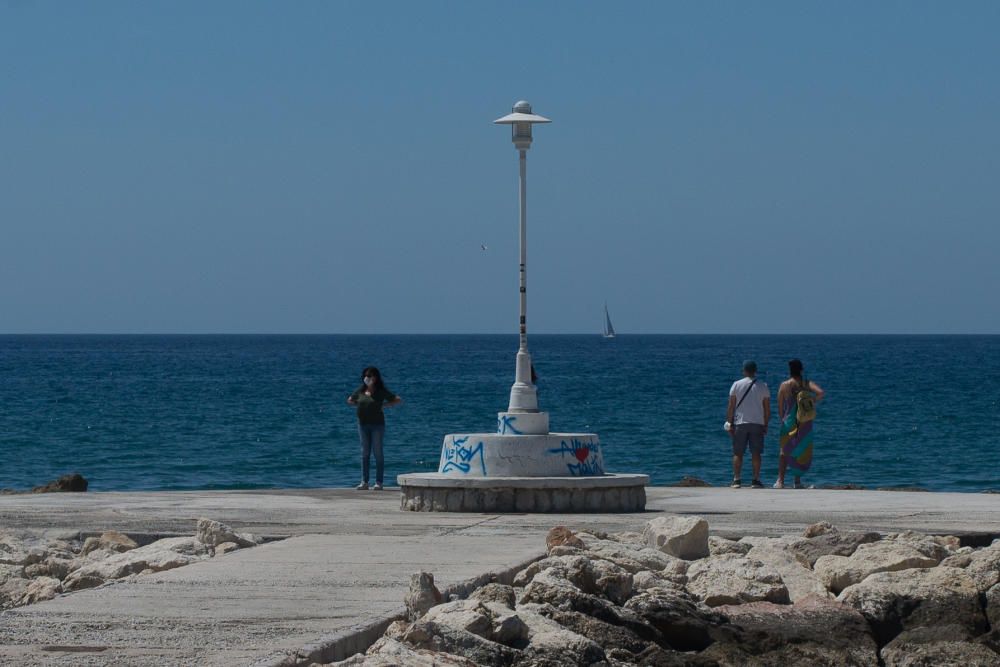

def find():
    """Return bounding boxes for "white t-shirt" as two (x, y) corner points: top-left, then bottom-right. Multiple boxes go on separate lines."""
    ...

(729, 377), (770, 426)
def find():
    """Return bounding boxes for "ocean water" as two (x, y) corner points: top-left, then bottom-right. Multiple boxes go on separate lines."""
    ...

(1, 335), (998, 493)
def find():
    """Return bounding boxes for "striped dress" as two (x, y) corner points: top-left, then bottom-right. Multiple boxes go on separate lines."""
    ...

(779, 382), (814, 474)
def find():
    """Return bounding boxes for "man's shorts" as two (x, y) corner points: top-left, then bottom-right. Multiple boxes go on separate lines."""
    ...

(732, 423), (765, 456)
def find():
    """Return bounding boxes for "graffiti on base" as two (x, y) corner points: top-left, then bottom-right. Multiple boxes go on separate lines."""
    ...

(497, 415), (523, 435)
(547, 438), (604, 476)
(441, 436), (487, 475)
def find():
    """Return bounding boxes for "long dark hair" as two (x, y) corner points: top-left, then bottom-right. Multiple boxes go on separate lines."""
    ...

(357, 366), (388, 393)
(789, 359), (805, 386)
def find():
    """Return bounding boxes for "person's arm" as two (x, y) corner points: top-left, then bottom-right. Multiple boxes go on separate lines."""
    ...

(809, 381), (825, 401)
(386, 396), (402, 407)
(347, 391), (357, 406)
(776, 383), (788, 421)
(726, 394), (736, 430)
(762, 395), (770, 432)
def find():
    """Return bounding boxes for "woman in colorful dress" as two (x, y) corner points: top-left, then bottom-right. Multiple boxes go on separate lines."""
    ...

(775, 358), (825, 489)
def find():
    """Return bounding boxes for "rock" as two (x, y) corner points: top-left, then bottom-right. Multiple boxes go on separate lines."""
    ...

(195, 518), (258, 548)
(804, 521), (836, 538)
(403, 617), (521, 666)
(62, 536), (209, 591)
(623, 586), (736, 652)
(941, 553), (974, 568)
(880, 625), (1000, 667)
(954, 543), (1000, 593)
(405, 571), (443, 621)
(707, 594), (879, 666)
(838, 566), (986, 646)
(1, 579), (30, 609)
(672, 476), (711, 487)
(537, 606), (653, 655)
(18, 576), (62, 605)
(709, 535), (751, 556)
(631, 643), (720, 666)
(0, 534), (39, 566)
(348, 636), (479, 666)
(512, 603), (607, 666)
(985, 583), (1000, 630)
(882, 531), (951, 561)
(0, 563), (23, 585)
(483, 602), (530, 647)
(737, 534), (805, 551)
(606, 531), (644, 544)
(788, 530), (882, 567)
(31, 473), (88, 493)
(521, 554), (634, 606)
(421, 599), (495, 640)
(81, 530), (138, 555)
(213, 542), (240, 556)
(746, 544), (830, 602)
(643, 516), (709, 560)
(814, 542), (939, 595)
(546, 526), (585, 551)
(576, 533), (688, 574)
(632, 570), (685, 593)
(22, 557), (73, 580)
(686, 553), (790, 607)
(469, 583), (516, 609)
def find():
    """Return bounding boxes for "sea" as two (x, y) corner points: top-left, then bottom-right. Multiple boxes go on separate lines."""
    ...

(2, 335), (998, 493)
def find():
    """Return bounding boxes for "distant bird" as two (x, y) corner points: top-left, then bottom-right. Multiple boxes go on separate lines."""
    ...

(480, 244), (488, 251)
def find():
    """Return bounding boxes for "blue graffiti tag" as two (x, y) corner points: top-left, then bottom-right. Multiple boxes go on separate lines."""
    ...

(497, 415), (523, 435)
(440, 436), (487, 475)
(547, 438), (604, 476)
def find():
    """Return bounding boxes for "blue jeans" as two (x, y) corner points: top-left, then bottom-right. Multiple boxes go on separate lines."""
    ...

(358, 423), (385, 485)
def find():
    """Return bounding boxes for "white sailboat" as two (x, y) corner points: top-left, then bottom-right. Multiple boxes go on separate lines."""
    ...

(603, 303), (616, 339)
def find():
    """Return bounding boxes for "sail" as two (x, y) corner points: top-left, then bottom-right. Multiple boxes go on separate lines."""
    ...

(603, 304), (616, 337)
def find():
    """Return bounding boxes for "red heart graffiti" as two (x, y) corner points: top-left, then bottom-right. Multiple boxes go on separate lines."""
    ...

(574, 447), (590, 463)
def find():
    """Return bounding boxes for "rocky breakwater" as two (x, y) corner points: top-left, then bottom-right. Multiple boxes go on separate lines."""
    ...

(0, 518), (263, 609)
(327, 518), (1000, 666)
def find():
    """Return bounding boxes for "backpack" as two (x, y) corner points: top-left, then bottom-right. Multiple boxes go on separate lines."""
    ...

(795, 381), (817, 423)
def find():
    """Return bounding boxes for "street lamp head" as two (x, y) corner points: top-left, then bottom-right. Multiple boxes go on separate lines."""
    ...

(494, 100), (551, 150)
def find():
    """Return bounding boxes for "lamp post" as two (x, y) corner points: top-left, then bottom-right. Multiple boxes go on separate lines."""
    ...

(494, 100), (550, 414)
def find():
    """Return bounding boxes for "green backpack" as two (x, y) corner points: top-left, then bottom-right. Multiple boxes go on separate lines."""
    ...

(795, 381), (817, 423)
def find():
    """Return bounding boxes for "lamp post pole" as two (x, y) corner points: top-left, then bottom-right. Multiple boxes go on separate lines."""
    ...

(494, 101), (550, 414)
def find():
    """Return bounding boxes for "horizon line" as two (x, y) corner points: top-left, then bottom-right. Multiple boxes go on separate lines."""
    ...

(2, 332), (999, 337)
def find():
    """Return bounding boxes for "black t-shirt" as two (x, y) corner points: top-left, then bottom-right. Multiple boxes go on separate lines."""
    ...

(350, 387), (398, 425)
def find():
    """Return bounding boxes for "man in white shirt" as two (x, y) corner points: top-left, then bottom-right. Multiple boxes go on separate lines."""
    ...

(726, 360), (770, 489)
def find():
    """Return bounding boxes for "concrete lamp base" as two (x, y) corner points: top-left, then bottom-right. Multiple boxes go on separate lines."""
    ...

(397, 473), (650, 513)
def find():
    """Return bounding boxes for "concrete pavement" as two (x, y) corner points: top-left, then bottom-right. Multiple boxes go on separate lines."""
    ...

(2, 486), (999, 665)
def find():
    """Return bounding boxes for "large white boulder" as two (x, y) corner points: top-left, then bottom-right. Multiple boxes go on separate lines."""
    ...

(747, 544), (831, 602)
(686, 553), (790, 607)
(815, 541), (938, 594)
(642, 516), (709, 560)
(838, 566), (986, 645)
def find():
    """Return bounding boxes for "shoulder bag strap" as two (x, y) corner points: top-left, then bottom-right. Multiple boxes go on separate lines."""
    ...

(734, 378), (757, 411)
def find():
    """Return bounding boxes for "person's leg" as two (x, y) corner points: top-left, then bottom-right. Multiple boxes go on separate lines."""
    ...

(776, 453), (787, 486)
(371, 425), (385, 487)
(749, 425), (764, 484)
(358, 424), (372, 486)
(731, 426), (746, 485)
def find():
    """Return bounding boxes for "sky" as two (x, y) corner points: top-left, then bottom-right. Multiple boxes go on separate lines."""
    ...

(2, 1), (998, 334)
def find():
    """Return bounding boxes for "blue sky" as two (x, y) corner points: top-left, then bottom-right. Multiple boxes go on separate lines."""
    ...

(2, 1), (998, 334)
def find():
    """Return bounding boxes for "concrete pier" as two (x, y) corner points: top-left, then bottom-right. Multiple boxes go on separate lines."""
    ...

(2, 487), (999, 666)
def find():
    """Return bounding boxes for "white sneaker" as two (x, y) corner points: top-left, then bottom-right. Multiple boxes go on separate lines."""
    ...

(355, 482), (369, 490)
(773, 481), (785, 489)
(373, 483), (384, 491)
